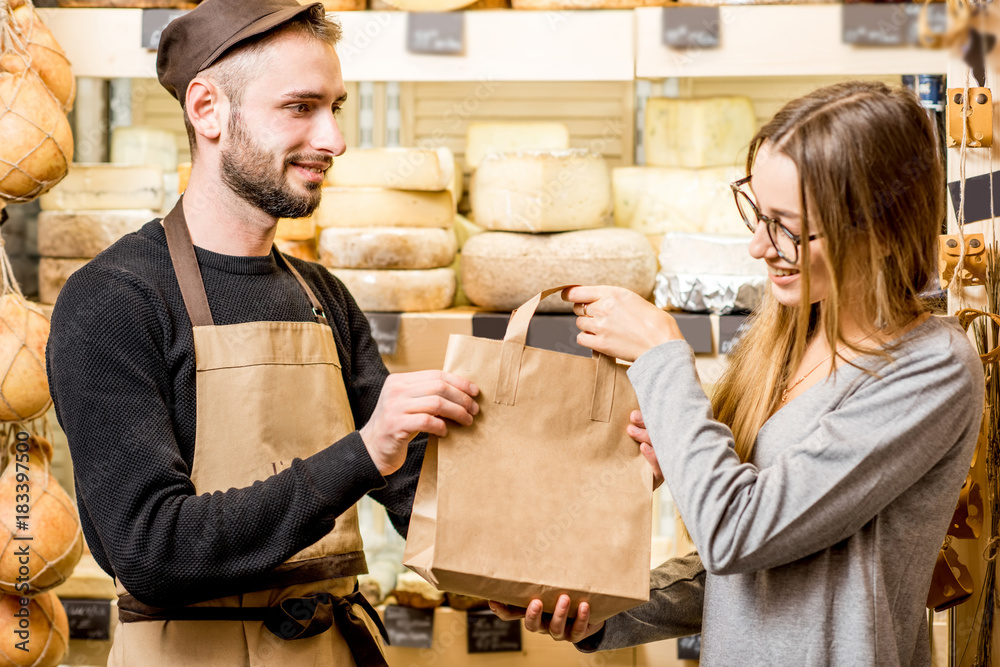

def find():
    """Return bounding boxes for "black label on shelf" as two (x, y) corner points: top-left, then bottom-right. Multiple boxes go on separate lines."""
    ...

(407, 13), (465, 55)
(661, 8), (721, 49)
(841, 4), (946, 47)
(948, 170), (1000, 226)
(366, 313), (402, 356)
(466, 610), (522, 653)
(719, 314), (752, 356)
(141, 9), (190, 50)
(60, 598), (111, 641)
(383, 605), (435, 648)
(678, 633), (702, 659)
(673, 314), (713, 355)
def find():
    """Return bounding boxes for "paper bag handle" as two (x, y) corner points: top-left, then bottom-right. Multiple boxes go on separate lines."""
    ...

(495, 286), (617, 423)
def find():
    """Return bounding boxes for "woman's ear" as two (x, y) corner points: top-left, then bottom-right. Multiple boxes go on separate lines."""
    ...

(184, 77), (225, 145)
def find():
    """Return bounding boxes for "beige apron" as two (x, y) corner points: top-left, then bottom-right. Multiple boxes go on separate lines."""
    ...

(108, 201), (387, 667)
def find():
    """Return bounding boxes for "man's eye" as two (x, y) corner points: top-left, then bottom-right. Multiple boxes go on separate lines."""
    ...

(292, 104), (310, 114)
(333, 106), (343, 117)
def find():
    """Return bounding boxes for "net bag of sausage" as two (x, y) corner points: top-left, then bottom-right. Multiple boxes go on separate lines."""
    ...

(404, 287), (652, 623)
(0, 0), (73, 204)
(0, 435), (82, 595)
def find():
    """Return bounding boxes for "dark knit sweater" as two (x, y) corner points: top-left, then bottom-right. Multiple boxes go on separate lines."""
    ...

(45, 219), (426, 609)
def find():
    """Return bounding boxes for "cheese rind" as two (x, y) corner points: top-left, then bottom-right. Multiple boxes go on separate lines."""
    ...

(326, 148), (450, 191)
(111, 126), (179, 172)
(37, 209), (154, 258)
(275, 238), (319, 263)
(275, 216), (316, 241)
(315, 188), (454, 228)
(464, 122), (570, 169)
(659, 232), (765, 276)
(461, 228), (657, 312)
(470, 149), (611, 233)
(329, 268), (456, 312)
(39, 258), (88, 305)
(319, 227), (456, 270)
(40, 164), (164, 211)
(612, 165), (745, 236)
(644, 97), (756, 169)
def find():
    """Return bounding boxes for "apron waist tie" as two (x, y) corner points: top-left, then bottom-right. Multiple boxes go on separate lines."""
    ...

(118, 589), (389, 666)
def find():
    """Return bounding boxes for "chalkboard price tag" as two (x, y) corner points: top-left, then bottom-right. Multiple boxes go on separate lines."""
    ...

(365, 313), (402, 356)
(407, 13), (465, 55)
(719, 314), (752, 356)
(678, 633), (702, 659)
(60, 598), (112, 641)
(841, 4), (946, 47)
(466, 609), (522, 653)
(141, 9), (190, 50)
(661, 8), (721, 49)
(383, 605), (435, 649)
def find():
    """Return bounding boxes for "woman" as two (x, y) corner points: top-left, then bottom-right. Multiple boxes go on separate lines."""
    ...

(490, 81), (984, 665)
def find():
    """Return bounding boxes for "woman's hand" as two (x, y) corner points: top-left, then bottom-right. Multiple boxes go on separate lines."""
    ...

(562, 286), (683, 362)
(629, 410), (664, 490)
(488, 595), (604, 643)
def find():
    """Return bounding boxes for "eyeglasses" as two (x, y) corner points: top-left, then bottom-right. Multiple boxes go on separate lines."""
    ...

(730, 175), (819, 265)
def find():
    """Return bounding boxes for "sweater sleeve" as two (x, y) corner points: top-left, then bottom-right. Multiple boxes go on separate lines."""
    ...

(46, 266), (387, 608)
(322, 271), (429, 538)
(575, 552), (705, 653)
(626, 336), (982, 576)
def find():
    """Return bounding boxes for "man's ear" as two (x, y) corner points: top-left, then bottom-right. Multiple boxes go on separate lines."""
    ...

(185, 77), (225, 144)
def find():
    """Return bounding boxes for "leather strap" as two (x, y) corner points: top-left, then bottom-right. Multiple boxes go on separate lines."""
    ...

(162, 198), (327, 327)
(118, 588), (389, 665)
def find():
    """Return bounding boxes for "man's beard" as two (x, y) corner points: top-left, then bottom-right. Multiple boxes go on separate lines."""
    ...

(219, 111), (324, 220)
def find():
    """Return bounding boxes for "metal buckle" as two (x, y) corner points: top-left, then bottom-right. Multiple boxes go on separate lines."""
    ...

(312, 307), (327, 320)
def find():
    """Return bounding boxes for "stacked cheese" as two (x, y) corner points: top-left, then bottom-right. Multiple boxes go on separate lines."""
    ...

(37, 164), (163, 304)
(317, 147), (459, 312)
(274, 216), (319, 262)
(617, 97), (756, 244)
(111, 126), (180, 214)
(467, 144), (654, 312)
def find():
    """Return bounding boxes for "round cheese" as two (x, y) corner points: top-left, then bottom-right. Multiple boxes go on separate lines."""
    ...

(329, 268), (455, 312)
(326, 148), (451, 191)
(319, 227), (456, 270)
(316, 187), (454, 228)
(275, 238), (319, 263)
(37, 209), (154, 258)
(111, 126), (179, 173)
(644, 97), (756, 169)
(39, 164), (163, 212)
(39, 258), (88, 305)
(470, 149), (611, 233)
(275, 216), (316, 241)
(461, 228), (657, 313)
(465, 122), (569, 169)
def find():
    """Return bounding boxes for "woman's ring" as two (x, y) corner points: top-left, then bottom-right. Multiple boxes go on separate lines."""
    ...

(583, 303), (588, 317)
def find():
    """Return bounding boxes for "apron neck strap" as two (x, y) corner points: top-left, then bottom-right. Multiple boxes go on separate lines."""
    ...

(163, 199), (327, 327)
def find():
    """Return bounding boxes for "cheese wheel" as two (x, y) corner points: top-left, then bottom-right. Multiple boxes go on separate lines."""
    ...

(178, 162), (191, 193)
(465, 122), (569, 170)
(111, 126), (179, 172)
(391, 572), (446, 609)
(470, 149), (611, 233)
(461, 229), (657, 313)
(0, 591), (68, 667)
(40, 164), (163, 211)
(275, 216), (316, 241)
(326, 148), (450, 191)
(513, 0), (661, 8)
(315, 187), (453, 228)
(659, 233), (765, 276)
(612, 165), (745, 235)
(645, 97), (756, 169)
(39, 258), (87, 305)
(275, 238), (319, 263)
(37, 209), (153, 258)
(319, 227), (456, 270)
(329, 268), (455, 312)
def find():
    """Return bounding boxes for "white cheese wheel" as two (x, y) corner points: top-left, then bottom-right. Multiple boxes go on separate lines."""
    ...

(659, 233), (765, 276)
(461, 228), (657, 313)
(315, 187), (453, 228)
(326, 148), (450, 191)
(329, 268), (455, 312)
(612, 165), (745, 236)
(37, 209), (153, 258)
(40, 164), (164, 212)
(470, 149), (611, 233)
(111, 126), (179, 173)
(275, 216), (316, 241)
(644, 97), (756, 169)
(465, 122), (569, 170)
(319, 227), (456, 270)
(39, 258), (88, 305)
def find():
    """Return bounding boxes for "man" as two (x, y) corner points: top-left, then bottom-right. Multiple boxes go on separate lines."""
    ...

(45, 1), (480, 664)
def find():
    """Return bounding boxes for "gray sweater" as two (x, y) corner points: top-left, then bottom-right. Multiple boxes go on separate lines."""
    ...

(578, 316), (983, 666)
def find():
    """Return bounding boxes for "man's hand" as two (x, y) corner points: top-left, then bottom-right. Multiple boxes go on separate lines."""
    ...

(360, 371), (479, 476)
(489, 595), (604, 643)
(628, 410), (664, 490)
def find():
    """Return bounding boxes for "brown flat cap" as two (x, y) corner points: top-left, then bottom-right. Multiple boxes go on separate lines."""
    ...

(157, 0), (325, 102)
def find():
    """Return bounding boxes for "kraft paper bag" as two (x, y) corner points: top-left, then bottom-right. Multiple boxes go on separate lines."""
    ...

(403, 287), (653, 623)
